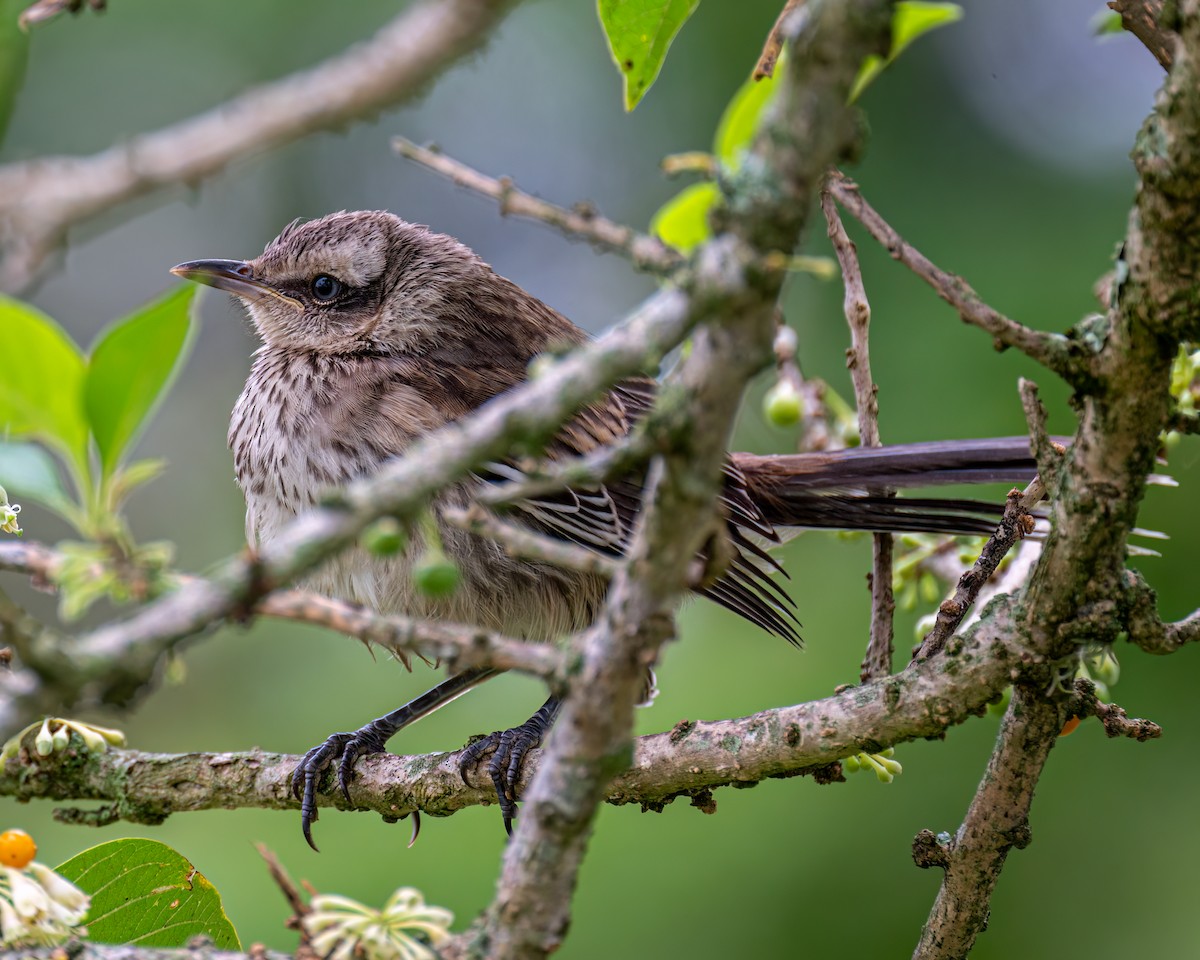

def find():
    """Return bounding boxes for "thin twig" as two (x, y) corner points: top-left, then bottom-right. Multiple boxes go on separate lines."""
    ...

(826, 171), (1081, 380)
(1065, 679), (1162, 741)
(0, 539), (562, 735)
(1121, 569), (1200, 654)
(441, 505), (619, 578)
(822, 188), (893, 681)
(912, 483), (1038, 661)
(392, 137), (681, 275)
(255, 843), (312, 937)
(1108, 0), (1174, 70)
(0, 0), (525, 290)
(755, 0), (806, 79)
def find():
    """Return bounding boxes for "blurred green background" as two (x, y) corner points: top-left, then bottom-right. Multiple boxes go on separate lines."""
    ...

(1, 1), (1196, 956)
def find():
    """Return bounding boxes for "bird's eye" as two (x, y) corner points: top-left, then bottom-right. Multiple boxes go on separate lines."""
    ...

(310, 274), (343, 301)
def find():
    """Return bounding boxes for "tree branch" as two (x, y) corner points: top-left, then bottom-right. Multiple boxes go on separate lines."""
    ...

(821, 186), (893, 682)
(914, 2), (1200, 952)
(392, 137), (681, 275)
(469, 3), (894, 956)
(825, 171), (1082, 381)
(0, 540), (561, 736)
(1109, 0), (1174, 70)
(0, 601), (1024, 825)
(912, 685), (1064, 959)
(0, 0), (525, 291)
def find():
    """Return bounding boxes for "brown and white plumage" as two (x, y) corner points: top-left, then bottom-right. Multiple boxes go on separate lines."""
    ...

(172, 210), (1040, 843)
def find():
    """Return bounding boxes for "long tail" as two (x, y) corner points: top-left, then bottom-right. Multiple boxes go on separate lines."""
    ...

(735, 436), (1041, 537)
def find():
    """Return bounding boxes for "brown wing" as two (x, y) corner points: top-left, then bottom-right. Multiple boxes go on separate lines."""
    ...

(487, 377), (802, 644)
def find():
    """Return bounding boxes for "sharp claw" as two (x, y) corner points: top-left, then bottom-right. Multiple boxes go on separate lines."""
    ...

(301, 781), (321, 853)
(503, 816), (513, 837)
(302, 818), (320, 853)
(407, 810), (422, 849)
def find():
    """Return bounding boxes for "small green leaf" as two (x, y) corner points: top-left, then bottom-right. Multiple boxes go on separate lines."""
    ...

(107, 457), (167, 509)
(849, 1), (963, 103)
(0, 440), (79, 522)
(891, 1), (962, 55)
(714, 50), (784, 165)
(1090, 8), (1124, 35)
(85, 286), (196, 477)
(57, 838), (239, 949)
(650, 181), (719, 254)
(0, 0), (31, 147)
(597, 0), (700, 111)
(0, 294), (88, 473)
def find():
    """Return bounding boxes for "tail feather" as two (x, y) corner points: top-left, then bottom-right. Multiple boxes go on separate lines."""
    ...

(735, 437), (1041, 539)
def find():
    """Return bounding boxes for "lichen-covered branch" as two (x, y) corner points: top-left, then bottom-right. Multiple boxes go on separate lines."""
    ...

(0, 602), (1022, 826)
(913, 2), (1200, 954)
(0, 0), (525, 290)
(466, 4), (894, 957)
(912, 685), (1064, 959)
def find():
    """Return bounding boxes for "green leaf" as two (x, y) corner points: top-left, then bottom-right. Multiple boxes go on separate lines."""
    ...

(0, 294), (88, 473)
(597, 0), (700, 111)
(714, 50), (784, 165)
(0, 440), (80, 523)
(0, 0), (30, 147)
(57, 838), (239, 949)
(1091, 8), (1124, 36)
(84, 285), (196, 477)
(107, 457), (167, 510)
(848, 1), (963, 103)
(650, 181), (719, 254)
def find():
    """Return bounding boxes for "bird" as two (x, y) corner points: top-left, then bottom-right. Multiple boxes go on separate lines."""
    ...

(171, 210), (1040, 849)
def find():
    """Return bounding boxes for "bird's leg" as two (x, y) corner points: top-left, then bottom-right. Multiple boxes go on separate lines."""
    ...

(292, 665), (500, 851)
(458, 695), (562, 835)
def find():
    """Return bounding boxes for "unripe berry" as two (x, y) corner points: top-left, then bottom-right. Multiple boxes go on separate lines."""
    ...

(363, 517), (407, 556)
(414, 555), (460, 598)
(763, 380), (803, 427)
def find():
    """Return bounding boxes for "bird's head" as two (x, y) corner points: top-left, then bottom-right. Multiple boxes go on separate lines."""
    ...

(171, 210), (494, 355)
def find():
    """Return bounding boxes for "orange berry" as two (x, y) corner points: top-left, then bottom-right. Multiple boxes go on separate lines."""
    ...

(0, 829), (36, 868)
(1059, 716), (1081, 737)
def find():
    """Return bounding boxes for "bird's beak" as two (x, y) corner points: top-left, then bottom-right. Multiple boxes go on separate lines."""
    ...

(170, 259), (299, 306)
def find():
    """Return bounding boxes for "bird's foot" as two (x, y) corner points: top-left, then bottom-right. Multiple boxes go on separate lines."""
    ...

(290, 725), (391, 851)
(458, 697), (560, 835)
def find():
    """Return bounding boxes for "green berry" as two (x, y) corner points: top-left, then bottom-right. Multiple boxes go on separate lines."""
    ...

(363, 517), (407, 556)
(1091, 650), (1120, 687)
(763, 380), (803, 427)
(34, 719), (54, 757)
(414, 555), (460, 598)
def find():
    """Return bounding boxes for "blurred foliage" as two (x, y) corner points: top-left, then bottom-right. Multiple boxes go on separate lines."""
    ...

(0, 2), (1191, 959)
(0, 0), (29, 146)
(652, 2), (961, 252)
(0, 288), (194, 617)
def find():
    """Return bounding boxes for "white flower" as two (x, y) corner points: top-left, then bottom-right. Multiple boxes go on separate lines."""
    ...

(0, 718), (126, 766)
(0, 863), (88, 947)
(0, 500), (20, 536)
(304, 887), (454, 960)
